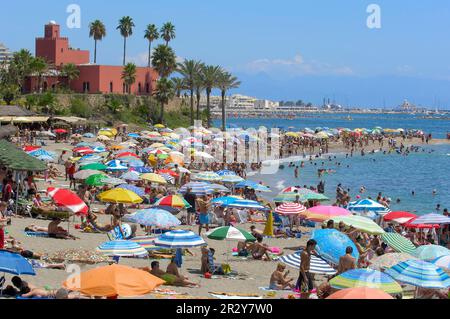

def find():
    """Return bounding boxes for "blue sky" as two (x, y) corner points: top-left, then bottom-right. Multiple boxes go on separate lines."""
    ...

(2, 0), (450, 108)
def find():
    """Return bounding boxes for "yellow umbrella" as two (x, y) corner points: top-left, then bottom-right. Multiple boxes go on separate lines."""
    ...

(286, 132), (299, 138)
(140, 173), (167, 184)
(154, 124), (165, 129)
(98, 189), (143, 204)
(98, 131), (114, 138)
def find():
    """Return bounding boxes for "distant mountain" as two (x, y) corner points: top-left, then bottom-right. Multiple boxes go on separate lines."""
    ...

(231, 72), (450, 109)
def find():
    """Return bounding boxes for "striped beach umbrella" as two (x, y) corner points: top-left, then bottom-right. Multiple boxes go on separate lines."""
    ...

(153, 230), (206, 249)
(275, 203), (307, 215)
(206, 226), (256, 242)
(303, 206), (351, 222)
(116, 184), (146, 197)
(121, 171), (141, 181)
(432, 255), (450, 270)
(330, 215), (385, 235)
(211, 196), (242, 206)
(47, 187), (88, 216)
(192, 171), (222, 182)
(96, 240), (148, 258)
(208, 184), (231, 193)
(220, 175), (245, 183)
(123, 209), (181, 228)
(226, 199), (267, 210)
(159, 173), (175, 184)
(368, 253), (418, 271)
(385, 260), (450, 288)
(330, 269), (402, 294)
(155, 195), (192, 209)
(381, 233), (417, 255)
(129, 236), (159, 251)
(347, 199), (390, 214)
(178, 182), (214, 196)
(106, 160), (128, 171)
(383, 211), (417, 224)
(409, 213), (450, 225)
(413, 245), (450, 261)
(216, 170), (237, 176)
(130, 167), (153, 174)
(276, 251), (336, 275)
(312, 229), (359, 265)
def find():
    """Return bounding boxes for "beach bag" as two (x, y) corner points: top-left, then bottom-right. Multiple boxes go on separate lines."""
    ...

(221, 264), (232, 275)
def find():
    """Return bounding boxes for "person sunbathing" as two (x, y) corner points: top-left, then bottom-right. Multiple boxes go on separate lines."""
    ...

(48, 218), (77, 240)
(142, 261), (199, 288)
(166, 258), (199, 287)
(269, 263), (294, 290)
(250, 237), (272, 261)
(21, 287), (84, 299)
(25, 225), (48, 233)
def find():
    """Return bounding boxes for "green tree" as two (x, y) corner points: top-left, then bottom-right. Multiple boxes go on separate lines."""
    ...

(5, 49), (34, 91)
(117, 16), (135, 65)
(171, 77), (186, 98)
(30, 57), (49, 93)
(144, 24), (159, 67)
(217, 71), (241, 131)
(154, 77), (175, 123)
(193, 66), (205, 121)
(89, 20), (106, 64)
(121, 63), (137, 94)
(151, 45), (177, 78)
(60, 63), (80, 89)
(177, 59), (202, 126)
(160, 22), (176, 46)
(201, 65), (222, 127)
(0, 84), (20, 105)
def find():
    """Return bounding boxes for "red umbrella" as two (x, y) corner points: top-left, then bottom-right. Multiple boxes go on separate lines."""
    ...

(24, 146), (41, 152)
(73, 147), (94, 155)
(157, 169), (179, 177)
(404, 218), (440, 229)
(47, 187), (88, 216)
(54, 129), (68, 134)
(383, 211), (417, 224)
(275, 203), (307, 215)
(117, 152), (139, 158)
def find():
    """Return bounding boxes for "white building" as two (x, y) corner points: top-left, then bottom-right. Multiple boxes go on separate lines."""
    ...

(254, 99), (279, 110)
(0, 43), (12, 64)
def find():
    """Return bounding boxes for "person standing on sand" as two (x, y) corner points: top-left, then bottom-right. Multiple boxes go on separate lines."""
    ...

(296, 239), (317, 294)
(197, 195), (211, 235)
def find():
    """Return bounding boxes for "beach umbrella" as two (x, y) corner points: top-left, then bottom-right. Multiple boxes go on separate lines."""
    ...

(326, 287), (394, 300)
(116, 184), (146, 197)
(303, 206), (351, 222)
(155, 195), (192, 209)
(85, 174), (107, 186)
(106, 160), (128, 171)
(330, 269), (402, 294)
(27, 149), (55, 158)
(54, 129), (68, 134)
(130, 167), (153, 174)
(96, 240), (148, 258)
(153, 230), (206, 248)
(73, 147), (95, 155)
(235, 180), (271, 192)
(208, 184), (231, 193)
(192, 171), (221, 182)
(368, 253), (418, 271)
(80, 163), (108, 171)
(276, 251), (336, 275)
(63, 264), (164, 297)
(0, 251), (35, 275)
(281, 187), (301, 193)
(98, 189), (143, 204)
(226, 199), (267, 210)
(385, 260), (450, 289)
(311, 229), (359, 265)
(178, 182), (214, 196)
(117, 152), (139, 158)
(404, 219), (440, 229)
(23, 146), (40, 152)
(102, 177), (126, 186)
(381, 233), (416, 255)
(123, 209), (181, 228)
(206, 226), (256, 242)
(432, 255), (450, 270)
(36, 154), (55, 162)
(413, 245), (450, 261)
(383, 211), (417, 224)
(125, 160), (145, 168)
(157, 169), (179, 178)
(160, 173), (175, 184)
(211, 196), (242, 206)
(347, 199), (390, 214)
(275, 203), (307, 216)
(47, 187), (88, 215)
(154, 124), (165, 129)
(329, 215), (385, 235)
(216, 170), (237, 176)
(121, 171), (141, 181)
(97, 135), (111, 141)
(83, 133), (94, 138)
(220, 175), (245, 183)
(151, 205), (180, 215)
(129, 236), (159, 251)
(140, 173), (167, 184)
(409, 213), (450, 225)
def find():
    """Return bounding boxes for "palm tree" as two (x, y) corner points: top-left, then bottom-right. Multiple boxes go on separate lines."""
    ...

(201, 65), (222, 127)
(160, 22), (176, 45)
(121, 63), (137, 94)
(89, 20), (106, 64)
(144, 24), (159, 67)
(151, 45), (177, 78)
(60, 63), (80, 89)
(193, 67), (205, 121)
(177, 59), (202, 125)
(171, 77), (186, 98)
(117, 16), (135, 65)
(10, 49), (34, 90)
(217, 71), (241, 131)
(30, 57), (49, 93)
(154, 77), (175, 123)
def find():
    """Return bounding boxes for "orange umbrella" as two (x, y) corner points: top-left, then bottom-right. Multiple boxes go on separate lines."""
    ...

(63, 264), (165, 297)
(326, 287), (394, 299)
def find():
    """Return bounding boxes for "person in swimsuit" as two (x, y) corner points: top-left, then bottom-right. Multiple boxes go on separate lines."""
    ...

(144, 261), (199, 287)
(337, 246), (356, 275)
(296, 239), (317, 294)
(269, 263), (294, 290)
(250, 237), (272, 261)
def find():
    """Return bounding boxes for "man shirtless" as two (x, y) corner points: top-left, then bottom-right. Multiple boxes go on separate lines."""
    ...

(166, 258), (199, 287)
(48, 218), (77, 240)
(143, 261), (199, 287)
(269, 263), (294, 290)
(296, 239), (317, 294)
(337, 246), (356, 274)
(250, 237), (272, 261)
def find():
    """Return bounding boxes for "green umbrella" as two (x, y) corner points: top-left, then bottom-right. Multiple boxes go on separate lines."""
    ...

(80, 163), (108, 171)
(381, 233), (416, 255)
(331, 215), (385, 235)
(206, 226), (256, 242)
(274, 192), (328, 203)
(85, 174), (108, 186)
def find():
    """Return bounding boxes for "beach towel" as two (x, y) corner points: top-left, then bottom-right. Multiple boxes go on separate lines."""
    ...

(210, 293), (263, 300)
(259, 287), (293, 292)
(25, 231), (50, 238)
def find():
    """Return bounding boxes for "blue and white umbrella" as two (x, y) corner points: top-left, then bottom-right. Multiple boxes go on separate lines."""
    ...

(121, 171), (141, 181)
(153, 230), (206, 248)
(28, 149), (55, 158)
(409, 213), (450, 225)
(211, 196), (241, 206)
(83, 133), (95, 138)
(116, 184), (146, 197)
(131, 167), (153, 174)
(128, 133), (140, 138)
(216, 170), (237, 176)
(276, 251), (337, 275)
(226, 199), (267, 210)
(312, 229), (359, 265)
(106, 160), (128, 171)
(36, 154), (55, 162)
(178, 182), (214, 196)
(96, 240), (148, 258)
(208, 184), (231, 193)
(220, 175), (245, 183)
(432, 255), (450, 270)
(0, 251), (36, 275)
(93, 146), (107, 153)
(413, 245), (450, 261)
(235, 180), (271, 192)
(123, 209), (181, 228)
(160, 173), (175, 184)
(346, 199), (391, 214)
(127, 160), (145, 167)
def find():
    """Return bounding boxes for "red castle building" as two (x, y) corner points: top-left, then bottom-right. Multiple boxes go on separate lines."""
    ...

(25, 21), (158, 95)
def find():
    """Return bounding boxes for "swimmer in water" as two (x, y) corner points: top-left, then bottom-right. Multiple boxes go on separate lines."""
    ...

(432, 189), (437, 196)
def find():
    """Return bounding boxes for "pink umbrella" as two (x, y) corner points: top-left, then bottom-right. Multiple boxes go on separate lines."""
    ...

(47, 187), (88, 216)
(275, 203), (307, 215)
(302, 206), (351, 222)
